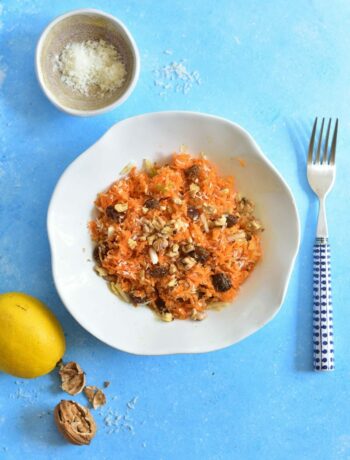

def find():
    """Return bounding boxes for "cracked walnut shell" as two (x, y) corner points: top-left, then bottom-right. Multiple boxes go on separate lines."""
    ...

(84, 385), (107, 409)
(54, 400), (96, 445)
(59, 361), (86, 396)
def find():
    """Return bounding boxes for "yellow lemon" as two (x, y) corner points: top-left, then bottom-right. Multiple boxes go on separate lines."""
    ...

(0, 292), (65, 378)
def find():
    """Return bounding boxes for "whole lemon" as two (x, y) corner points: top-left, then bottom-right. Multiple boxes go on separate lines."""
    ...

(0, 292), (65, 378)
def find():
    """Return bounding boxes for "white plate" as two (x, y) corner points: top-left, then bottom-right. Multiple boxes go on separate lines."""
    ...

(48, 112), (300, 355)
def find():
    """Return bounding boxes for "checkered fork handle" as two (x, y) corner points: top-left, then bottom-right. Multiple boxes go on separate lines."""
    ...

(313, 238), (334, 371)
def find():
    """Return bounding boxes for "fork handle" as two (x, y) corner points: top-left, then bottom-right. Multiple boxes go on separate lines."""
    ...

(313, 237), (334, 371)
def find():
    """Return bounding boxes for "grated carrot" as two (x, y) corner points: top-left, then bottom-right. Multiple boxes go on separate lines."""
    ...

(89, 153), (263, 321)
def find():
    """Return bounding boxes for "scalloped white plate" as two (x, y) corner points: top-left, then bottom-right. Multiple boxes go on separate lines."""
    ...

(48, 112), (300, 354)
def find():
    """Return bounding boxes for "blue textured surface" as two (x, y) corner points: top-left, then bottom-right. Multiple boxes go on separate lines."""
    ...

(1, 1), (350, 459)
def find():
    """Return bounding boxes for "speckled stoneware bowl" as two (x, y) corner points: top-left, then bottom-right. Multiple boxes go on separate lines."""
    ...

(36, 9), (140, 116)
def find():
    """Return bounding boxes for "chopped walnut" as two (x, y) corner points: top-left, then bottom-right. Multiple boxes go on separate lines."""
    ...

(185, 164), (201, 181)
(181, 256), (197, 270)
(214, 215), (227, 227)
(128, 238), (137, 250)
(167, 278), (178, 287)
(161, 312), (174, 322)
(106, 205), (125, 223)
(236, 196), (254, 214)
(191, 309), (207, 321)
(59, 362), (86, 396)
(189, 183), (200, 196)
(114, 203), (128, 212)
(152, 238), (169, 252)
(148, 266), (169, 277)
(181, 243), (195, 254)
(54, 400), (96, 445)
(103, 381), (110, 388)
(192, 246), (210, 264)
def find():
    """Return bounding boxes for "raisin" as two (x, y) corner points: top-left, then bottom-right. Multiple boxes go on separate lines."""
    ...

(93, 246), (100, 262)
(129, 293), (147, 305)
(211, 273), (232, 292)
(187, 206), (200, 220)
(148, 266), (169, 278)
(93, 244), (108, 264)
(106, 205), (125, 223)
(226, 214), (238, 228)
(185, 164), (201, 181)
(192, 246), (210, 264)
(144, 198), (160, 209)
(155, 297), (167, 312)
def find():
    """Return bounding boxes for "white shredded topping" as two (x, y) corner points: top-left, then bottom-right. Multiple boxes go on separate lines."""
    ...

(149, 248), (159, 264)
(55, 39), (127, 97)
(153, 60), (201, 96)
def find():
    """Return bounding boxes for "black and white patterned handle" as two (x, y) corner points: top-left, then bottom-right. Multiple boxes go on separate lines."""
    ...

(313, 237), (334, 371)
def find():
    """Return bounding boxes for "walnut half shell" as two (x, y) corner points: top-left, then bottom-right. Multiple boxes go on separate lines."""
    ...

(54, 400), (97, 446)
(59, 361), (86, 396)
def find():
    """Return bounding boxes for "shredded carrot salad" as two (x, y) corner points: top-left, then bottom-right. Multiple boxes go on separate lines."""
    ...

(89, 153), (263, 321)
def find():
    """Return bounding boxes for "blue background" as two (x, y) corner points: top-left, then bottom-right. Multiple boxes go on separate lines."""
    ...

(1, 1), (350, 459)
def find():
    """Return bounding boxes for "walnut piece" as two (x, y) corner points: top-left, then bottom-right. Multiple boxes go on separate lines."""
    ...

(54, 400), (96, 446)
(59, 362), (86, 396)
(84, 386), (107, 410)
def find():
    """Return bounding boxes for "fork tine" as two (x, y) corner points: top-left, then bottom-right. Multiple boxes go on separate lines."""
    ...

(321, 119), (332, 164)
(308, 117), (317, 164)
(329, 118), (338, 165)
(315, 118), (325, 164)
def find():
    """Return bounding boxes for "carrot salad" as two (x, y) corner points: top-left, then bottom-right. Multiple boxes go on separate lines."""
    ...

(89, 153), (263, 321)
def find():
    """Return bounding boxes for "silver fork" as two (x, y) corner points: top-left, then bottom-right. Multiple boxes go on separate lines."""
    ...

(307, 117), (338, 372)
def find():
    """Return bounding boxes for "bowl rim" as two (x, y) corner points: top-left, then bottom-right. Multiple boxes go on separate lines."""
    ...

(35, 8), (141, 117)
(47, 111), (301, 354)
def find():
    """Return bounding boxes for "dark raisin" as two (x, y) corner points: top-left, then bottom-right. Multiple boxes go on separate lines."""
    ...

(185, 164), (201, 181)
(155, 297), (167, 312)
(198, 290), (205, 299)
(226, 214), (238, 228)
(148, 266), (169, 277)
(144, 198), (160, 209)
(187, 206), (200, 220)
(192, 246), (210, 264)
(93, 244), (108, 264)
(211, 273), (232, 292)
(129, 293), (147, 305)
(93, 246), (100, 262)
(106, 205), (125, 223)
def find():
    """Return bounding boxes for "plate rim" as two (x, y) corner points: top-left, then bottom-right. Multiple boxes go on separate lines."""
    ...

(47, 110), (300, 355)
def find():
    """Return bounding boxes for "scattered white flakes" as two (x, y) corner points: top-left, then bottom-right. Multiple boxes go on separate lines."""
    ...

(163, 49), (173, 55)
(10, 386), (39, 405)
(127, 396), (138, 410)
(0, 67), (6, 88)
(142, 442), (147, 448)
(153, 60), (201, 97)
(100, 395), (139, 435)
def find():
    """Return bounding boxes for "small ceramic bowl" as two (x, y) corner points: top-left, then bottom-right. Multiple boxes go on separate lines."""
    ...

(35, 9), (140, 116)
